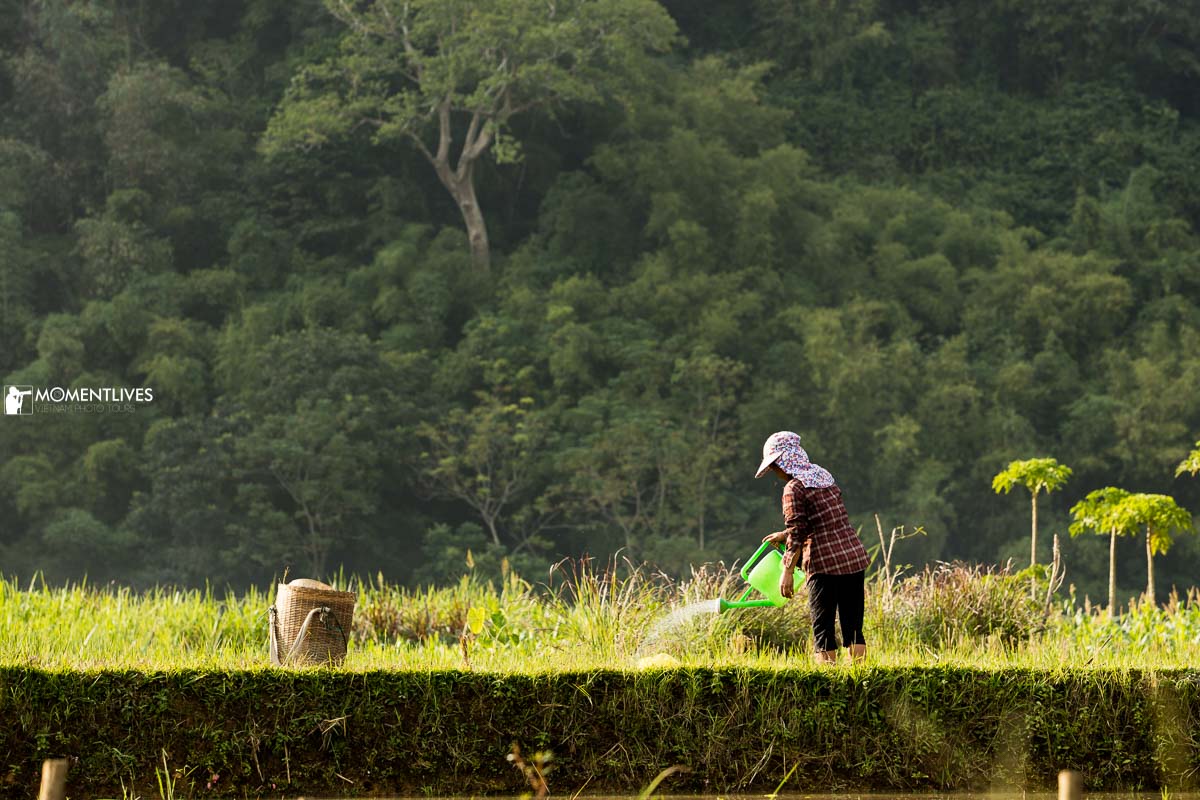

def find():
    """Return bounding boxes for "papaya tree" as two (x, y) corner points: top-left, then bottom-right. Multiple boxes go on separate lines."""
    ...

(992, 457), (1073, 573)
(1176, 440), (1200, 477)
(1113, 493), (1193, 606)
(261, 0), (677, 271)
(1068, 487), (1132, 616)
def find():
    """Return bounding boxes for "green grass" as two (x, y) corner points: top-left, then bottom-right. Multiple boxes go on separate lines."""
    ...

(2, 560), (1199, 672)
(3, 562), (1199, 797)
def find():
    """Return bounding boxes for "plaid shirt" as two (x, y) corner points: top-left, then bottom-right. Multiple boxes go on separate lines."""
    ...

(782, 479), (870, 576)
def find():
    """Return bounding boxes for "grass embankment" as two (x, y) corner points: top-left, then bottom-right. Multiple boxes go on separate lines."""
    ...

(3, 665), (1199, 798)
(1, 563), (1199, 797)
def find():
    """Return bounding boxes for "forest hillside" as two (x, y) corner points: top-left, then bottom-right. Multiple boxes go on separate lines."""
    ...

(2, 0), (1200, 603)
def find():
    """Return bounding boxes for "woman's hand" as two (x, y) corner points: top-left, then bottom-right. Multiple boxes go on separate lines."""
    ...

(761, 530), (787, 547)
(779, 566), (795, 600)
(779, 548), (800, 600)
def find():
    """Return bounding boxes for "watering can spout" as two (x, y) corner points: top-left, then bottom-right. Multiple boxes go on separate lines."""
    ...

(717, 597), (777, 612)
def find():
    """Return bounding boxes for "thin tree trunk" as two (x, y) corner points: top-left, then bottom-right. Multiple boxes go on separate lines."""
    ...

(1030, 492), (1038, 598)
(1108, 527), (1117, 618)
(1030, 492), (1038, 569)
(483, 513), (501, 548)
(1145, 525), (1155, 606)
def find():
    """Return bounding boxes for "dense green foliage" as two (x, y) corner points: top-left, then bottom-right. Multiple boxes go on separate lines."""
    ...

(2, 663), (1199, 797)
(3, 0), (1200, 598)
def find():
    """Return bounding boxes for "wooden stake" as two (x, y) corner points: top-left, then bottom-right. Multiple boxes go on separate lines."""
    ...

(1058, 769), (1082, 800)
(38, 759), (68, 800)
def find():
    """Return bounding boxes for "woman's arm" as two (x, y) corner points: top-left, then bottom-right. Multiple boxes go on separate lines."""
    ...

(779, 482), (809, 599)
(780, 547), (801, 598)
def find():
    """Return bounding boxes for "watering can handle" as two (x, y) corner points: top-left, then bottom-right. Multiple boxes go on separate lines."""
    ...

(740, 540), (784, 581)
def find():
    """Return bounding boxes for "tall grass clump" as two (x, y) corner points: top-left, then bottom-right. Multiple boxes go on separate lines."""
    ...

(877, 561), (1048, 648)
(350, 568), (549, 645)
(547, 556), (673, 661)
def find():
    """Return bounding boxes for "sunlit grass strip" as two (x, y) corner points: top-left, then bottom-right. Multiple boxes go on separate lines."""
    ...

(3, 566), (1200, 671)
(1, 666), (1197, 798)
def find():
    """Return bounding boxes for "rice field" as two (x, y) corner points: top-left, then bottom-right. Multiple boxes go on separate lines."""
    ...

(3, 560), (1198, 672)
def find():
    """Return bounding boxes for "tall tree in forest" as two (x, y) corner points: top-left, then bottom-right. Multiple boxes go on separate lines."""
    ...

(217, 329), (398, 578)
(992, 457), (1072, 581)
(260, 0), (677, 271)
(417, 391), (548, 552)
(563, 401), (672, 554)
(668, 352), (745, 550)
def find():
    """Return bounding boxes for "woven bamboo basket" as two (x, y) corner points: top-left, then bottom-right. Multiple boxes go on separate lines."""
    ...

(269, 579), (356, 666)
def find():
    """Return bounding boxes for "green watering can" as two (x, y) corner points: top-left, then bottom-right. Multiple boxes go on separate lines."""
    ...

(718, 540), (805, 612)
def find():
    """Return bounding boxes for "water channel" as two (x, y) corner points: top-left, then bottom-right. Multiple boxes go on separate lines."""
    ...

(341, 794), (1199, 800)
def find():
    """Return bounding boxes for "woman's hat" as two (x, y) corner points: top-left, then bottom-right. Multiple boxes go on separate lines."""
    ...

(754, 431), (835, 487)
(755, 430), (800, 478)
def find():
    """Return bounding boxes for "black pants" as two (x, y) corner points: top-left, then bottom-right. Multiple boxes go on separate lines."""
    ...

(807, 570), (866, 652)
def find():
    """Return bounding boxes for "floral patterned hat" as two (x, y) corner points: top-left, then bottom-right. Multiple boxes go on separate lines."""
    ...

(754, 430), (835, 487)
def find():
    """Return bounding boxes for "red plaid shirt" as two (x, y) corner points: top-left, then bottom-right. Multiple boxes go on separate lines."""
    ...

(782, 479), (870, 576)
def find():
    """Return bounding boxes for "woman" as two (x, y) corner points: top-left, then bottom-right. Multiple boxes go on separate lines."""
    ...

(756, 431), (869, 664)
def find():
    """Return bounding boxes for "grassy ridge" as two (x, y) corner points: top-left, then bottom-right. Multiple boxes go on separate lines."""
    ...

(2, 566), (1200, 796)
(2, 666), (1198, 798)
